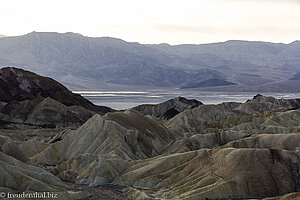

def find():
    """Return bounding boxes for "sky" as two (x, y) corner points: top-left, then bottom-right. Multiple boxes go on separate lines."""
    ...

(0, 0), (300, 44)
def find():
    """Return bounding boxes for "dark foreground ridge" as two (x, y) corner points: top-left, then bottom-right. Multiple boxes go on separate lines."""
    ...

(1, 68), (300, 200)
(0, 67), (113, 113)
(0, 67), (114, 128)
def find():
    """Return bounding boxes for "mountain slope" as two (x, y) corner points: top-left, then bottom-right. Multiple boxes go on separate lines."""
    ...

(0, 152), (89, 199)
(150, 40), (299, 67)
(0, 32), (231, 90)
(3, 32), (300, 91)
(0, 67), (113, 114)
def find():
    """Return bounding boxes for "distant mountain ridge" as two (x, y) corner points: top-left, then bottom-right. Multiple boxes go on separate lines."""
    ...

(0, 32), (300, 91)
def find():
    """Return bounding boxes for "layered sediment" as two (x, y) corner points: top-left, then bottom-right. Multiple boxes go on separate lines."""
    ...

(1, 68), (300, 199)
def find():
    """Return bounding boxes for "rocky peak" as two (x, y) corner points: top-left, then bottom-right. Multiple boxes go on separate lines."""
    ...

(235, 94), (300, 114)
(249, 94), (300, 107)
(174, 96), (202, 106)
(132, 96), (203, 119)
(0, 67), (113, 114)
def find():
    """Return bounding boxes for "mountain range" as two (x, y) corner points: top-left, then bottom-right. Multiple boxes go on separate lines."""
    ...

(0, 32), (300, 91)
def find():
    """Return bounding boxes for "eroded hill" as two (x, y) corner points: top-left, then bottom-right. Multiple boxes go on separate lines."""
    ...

(1, 69), (300, 199)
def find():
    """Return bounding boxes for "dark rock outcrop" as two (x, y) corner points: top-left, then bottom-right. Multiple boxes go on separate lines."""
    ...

(0, 97), (96, 128)
(0, 67), (115, 128)
(0, 67), (113, 114)
(236, 94), (300, 114)
(132, 96), (203, 119)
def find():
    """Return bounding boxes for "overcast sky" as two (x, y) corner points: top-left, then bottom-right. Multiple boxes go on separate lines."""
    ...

(0, 0), (300, 44)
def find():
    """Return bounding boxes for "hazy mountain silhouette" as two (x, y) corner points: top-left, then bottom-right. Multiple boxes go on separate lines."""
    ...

(0, 32), (300, 91)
